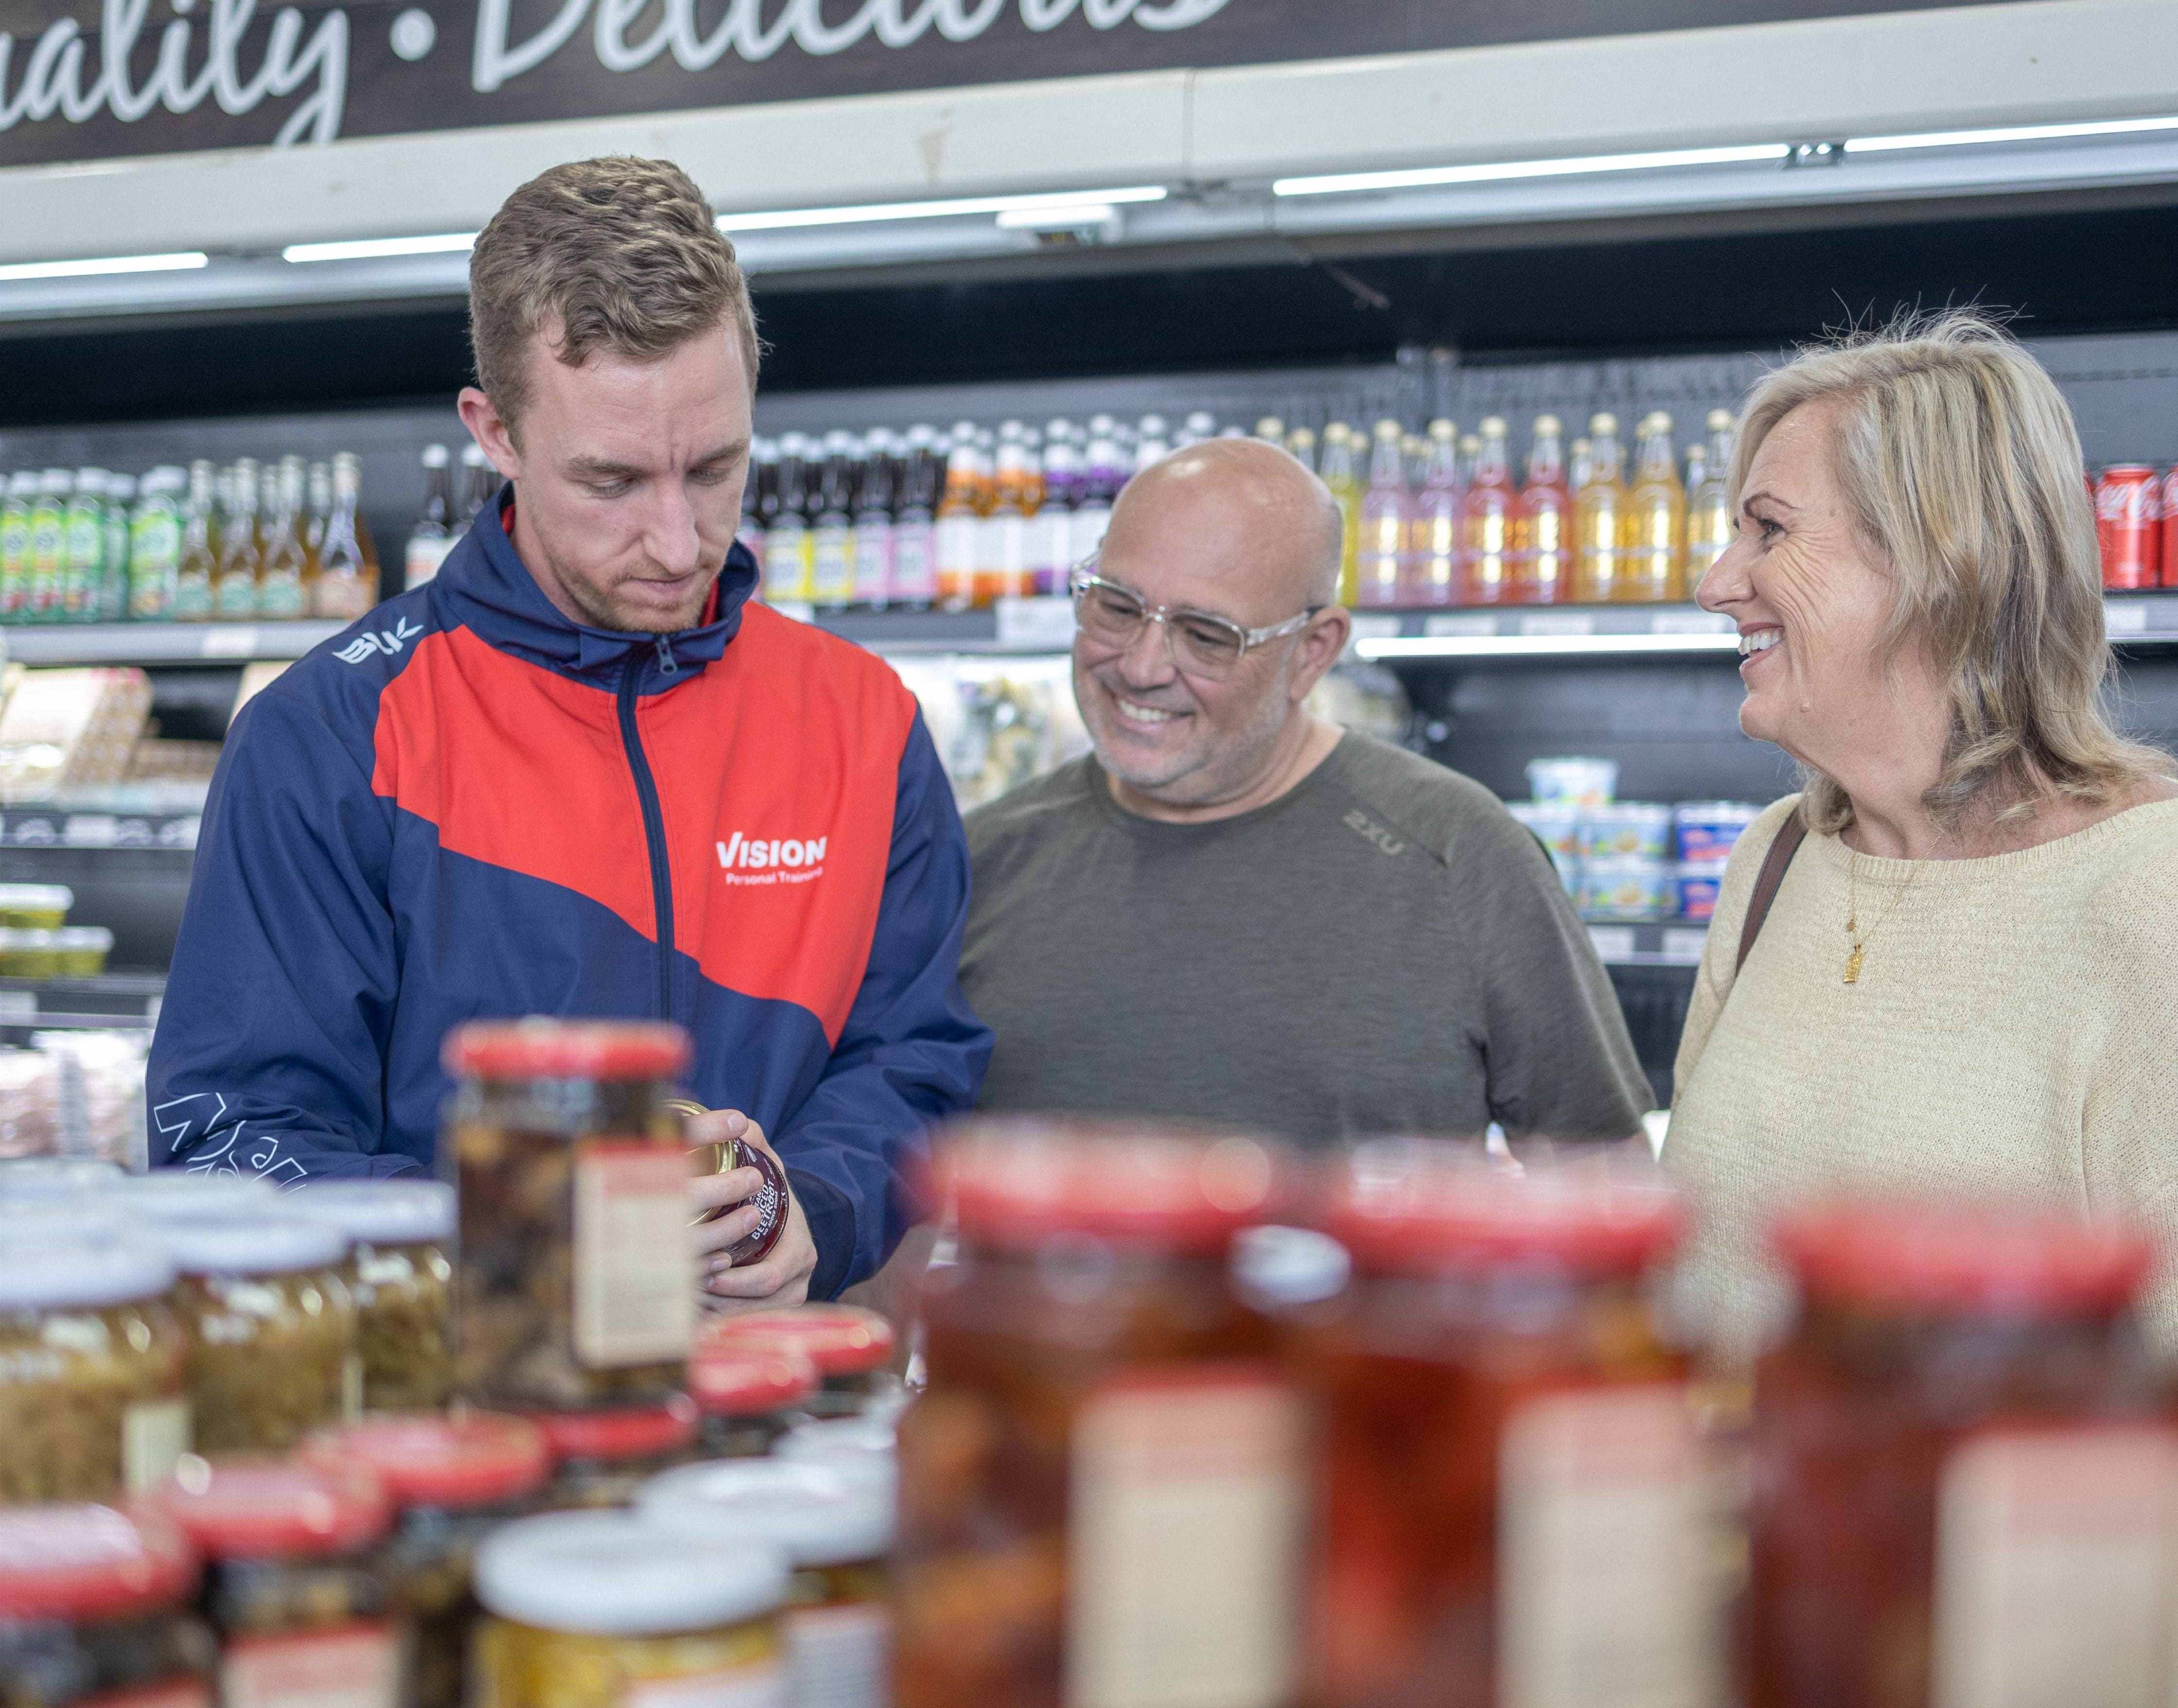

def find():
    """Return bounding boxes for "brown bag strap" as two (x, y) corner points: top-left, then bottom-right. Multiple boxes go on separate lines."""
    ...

(1736, 809), (1808, 974)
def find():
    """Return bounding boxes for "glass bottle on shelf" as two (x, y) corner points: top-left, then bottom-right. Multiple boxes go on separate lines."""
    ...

(738, 436), (773, 576)
(27, 470), (70, 623)
(129, 468), (184, 622)
(1411, 419), (1460, 608)
(1458, 416), (1516, 606)
(213, 458), (263, 621)
(1622, 411), (1686, 602)
(1355, 419), (1411, 610)
(305, 460), (332, 559)
(1402, 432), (1430, 493)
(1253, 416), (1285, 445)
(101, 472), (134, 622)
(1284, 425), (1317, 476)
(763, 434), (813, 606)
(1033, 421), (1079, 595)
(314, 453), (376, 621)
(934, 425), (984, 613)
(404, 446), (456, 592)
(891, 425), (941, 611)
(1513, 414), (1574, 606)
(0, 472), (34, 623)
(1318, 424), (1362, 607)
(1068, 421), (1124, 569)
(850, 431), (896, 612)
(175, 461), (218, 622)
(258, 455), (312, 619)
(1684, 409), (1737, 581)
(809, 430), (859, 612)
(1573, 413), (1628, 603)
(462, 443), (496, 525)
(61, 469), (107, 623)
(981, 422), (1036, 606)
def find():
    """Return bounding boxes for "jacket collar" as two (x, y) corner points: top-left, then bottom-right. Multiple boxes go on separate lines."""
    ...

(435, 483), (758, 686)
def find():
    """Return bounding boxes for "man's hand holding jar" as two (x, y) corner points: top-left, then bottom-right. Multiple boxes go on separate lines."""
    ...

(686, 1108), (818, 1311)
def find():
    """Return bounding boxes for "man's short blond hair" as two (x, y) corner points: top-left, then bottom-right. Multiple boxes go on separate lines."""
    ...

(469, 156), (759, 442)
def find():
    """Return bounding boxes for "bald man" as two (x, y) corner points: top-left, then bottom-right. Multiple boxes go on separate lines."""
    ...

(958, 438), (1650, 1146)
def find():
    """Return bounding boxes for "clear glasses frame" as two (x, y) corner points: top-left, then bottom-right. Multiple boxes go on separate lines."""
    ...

(1067, 560), (1325, 679)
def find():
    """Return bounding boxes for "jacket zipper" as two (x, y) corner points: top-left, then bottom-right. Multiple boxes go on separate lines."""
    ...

(617, 652), (676, 1020)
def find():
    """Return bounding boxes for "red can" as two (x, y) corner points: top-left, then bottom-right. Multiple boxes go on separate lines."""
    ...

(2161, 466), (2178, 588)
(2096, 465), (2162, 590)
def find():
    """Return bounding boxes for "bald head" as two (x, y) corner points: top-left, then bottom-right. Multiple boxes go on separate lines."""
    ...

(1104, 437), (1343, 614)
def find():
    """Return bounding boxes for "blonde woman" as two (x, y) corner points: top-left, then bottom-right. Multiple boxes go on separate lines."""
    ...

(1664, 312), (2178, 1351)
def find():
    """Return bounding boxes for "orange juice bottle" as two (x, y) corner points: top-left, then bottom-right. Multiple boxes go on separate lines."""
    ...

(1622, 411), (1686, 601)
(1572, 412), (1627, 603)
(1512, 414), (1573, 605)
(934, 425), (984, 612)
(1458, 416), (1515, 605)
(981, 422), (1040, 604)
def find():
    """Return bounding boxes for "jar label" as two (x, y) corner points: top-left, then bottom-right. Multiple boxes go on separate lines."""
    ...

(1497, 1383), (1717, 1708)
(575, 1141), (697, 1368)
(123, 1396), (191, 1493)
(621, 1660), (786, 1708)
(786, 1601), (888, 1708)
(221, 1621), (401, 1708)
(1065, 1368), (1305, 1708)
(1933, 1426), (2178, 1708)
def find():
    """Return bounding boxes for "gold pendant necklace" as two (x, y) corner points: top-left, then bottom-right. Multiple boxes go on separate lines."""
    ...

(1843, 848), (1920, 984)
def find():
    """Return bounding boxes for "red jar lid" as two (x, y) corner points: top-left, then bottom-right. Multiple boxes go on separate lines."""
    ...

(703, 1307), (895, 1378)
(306, 1414), (552, 1511)
(1324, 1150), (1684, 1278)
(149, 1458), (391, 1561)
(940, 1120), (1283, 1256)
(688, 1337), (823, 1416)
(529, 1397), (698, 1464)
(442, 1018), (690, 1081)
(0, 1505), (198, 1622)
(1775, 1202), (2154, 1316)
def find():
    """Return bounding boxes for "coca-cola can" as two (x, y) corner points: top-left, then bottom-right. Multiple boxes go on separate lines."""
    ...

(2162, 467), (2178, 589)
(2096, 465), (2162, 591)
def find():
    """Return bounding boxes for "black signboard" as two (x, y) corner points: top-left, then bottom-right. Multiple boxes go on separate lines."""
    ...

(0, 0), (2033, 172)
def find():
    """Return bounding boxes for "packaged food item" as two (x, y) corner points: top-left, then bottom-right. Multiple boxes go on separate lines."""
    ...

(703, 1305), (897, 1418)
(639, 1459), (893, 1708)
(895, 1120), (1303, 1708)
(1300, 1146), (1707, 1708)
(470, 1511), (787, 1708)
(150, 1458), (400, 1708)
(1750, 1203), (2178, 1708)
(289, 1181), (455, 1412)
(0, 1237), (191, 1501)
(1576, 855), (1674, 920)
(307, 1414), (552, 1708)
(0, 669), (153, 802)
(1576, 801), (1673, 859)
(687, 1329), (821, 1459)
(1503, 802), (1581, 893)
(0, 929), (62, 978)
(158, 1216), (357, 1454)
(51, 927), (114, 977)
(442, 1020), (695, 1412)
(0, 1503), (215, 1708)
(531, 1398), (699, 1510)
(1676, 860), (1729, 922)
(1672, 800), (1763, 863)
(1524, 755), (1617, 809)
(668, 1098), (788, 1269)
(0, 883), (72, 929)
(0, 1048), (61, 1157)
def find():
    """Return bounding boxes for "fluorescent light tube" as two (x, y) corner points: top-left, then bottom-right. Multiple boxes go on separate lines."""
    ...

(716, 185), (1165, 232)
(994, 203), (1119, 230)
(283, 232), (478, 263)
(1844, 115), (2178, 154)
(0, 250), (208, 282)
(1274, 144), (1791, 198)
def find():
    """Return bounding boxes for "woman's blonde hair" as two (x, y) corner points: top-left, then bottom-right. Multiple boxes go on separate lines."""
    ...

(1730, 310), (2170, 835)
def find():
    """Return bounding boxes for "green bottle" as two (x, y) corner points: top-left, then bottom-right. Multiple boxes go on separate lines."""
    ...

(102, 473), (134, 622)
(63, 470), (108, 623)
(173, 461), (217, 623)
(129, 468), (185, 622)
(27, 471), (71, 623)
(0, 474), (34, 622)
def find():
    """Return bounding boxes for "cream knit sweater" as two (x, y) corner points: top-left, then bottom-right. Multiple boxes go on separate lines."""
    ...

(1665, 793), (2178, 1356)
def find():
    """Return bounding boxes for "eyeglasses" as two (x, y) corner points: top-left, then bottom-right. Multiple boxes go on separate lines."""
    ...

(1068, 563), (1324, 679)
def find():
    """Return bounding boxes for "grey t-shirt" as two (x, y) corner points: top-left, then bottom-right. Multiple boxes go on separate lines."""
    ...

(961, 733), (1651, 1147)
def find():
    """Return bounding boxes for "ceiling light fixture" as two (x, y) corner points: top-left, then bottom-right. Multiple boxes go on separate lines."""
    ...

(716, 185), (1166, 232)
(282, 232), (479, 264)
(0, 250), (209, 283)
(1273, 143), (1791, 199)
(1844, 114), (2178, 154)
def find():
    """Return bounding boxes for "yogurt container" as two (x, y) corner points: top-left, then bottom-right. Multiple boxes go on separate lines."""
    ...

(1578, 803), (1673, 860)
(1525, 756), (1618, 810)
(1673, 801), (1764, 863)
(1505, 802), (1581, 860)
(1578, 857), (1674, 921)
(1677, 862), (1730, 922)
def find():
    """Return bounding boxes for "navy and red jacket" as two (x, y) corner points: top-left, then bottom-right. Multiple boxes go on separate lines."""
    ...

(146, 495), (992, 1298)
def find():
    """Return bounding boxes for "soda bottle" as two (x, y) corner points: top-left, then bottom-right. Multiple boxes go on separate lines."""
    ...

(1410, 420), (1460, 607)
(461, 443), (497, 525)
(175, 462), (218, 622)
(1458, 433), (1481, 492)
(129, 468), (184, 622)
(62, 470), (107, 623)
(314, 453), (377, 621)
(851, 432), (896, 611)
(28, 471), (71, 623)
(1285, 426), (1317, 475)
(1622, 411), (1686, 602)
(1133, 414), (1172, 474)
(305, 461), (331, 558)
(1254, 416), (1285, 445)
(809, 430), (859, 611)
(1033, 421), (1080, 594)
(214, 458), (263, 621)
(891, 425), (941, 610)
(1318, 423), (1363, 606)
(1070, 421), (1126, 567)
(1512, 414), (1574, 606)
(1459, 417), (1516, 606)
(404, 446), (456, 591)
(1568, 437), (1593, 495)
(764, 433), (813, 605)
(101, 473), (133, 621)
(935, 425), (984, 612)
(980, 421), (1036, 605)
(739, 436), (775, 576)
(259, 456), (312, 619)
(1573, 413), (1628, 603)
(0, 472), (33, 622)
(1356, 420), (1411, 610)
(1684, 409), (1736, 579)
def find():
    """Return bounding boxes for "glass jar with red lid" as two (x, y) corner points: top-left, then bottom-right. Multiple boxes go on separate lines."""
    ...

(442, 1020), (696, 1413)
(1299, 1144), (1708, 1708)
(704, 1305), (897, 1418)
(1749, 1201), (2178, 1708)
(305, 1414), (551, 1708)
(0, 1503), (214, 1708)
(530, 1396), (700, 1510)
(148, 1457), (403, 1708)
(894, 1119), (1304, 1708)
(687, 1326), (821, 1459)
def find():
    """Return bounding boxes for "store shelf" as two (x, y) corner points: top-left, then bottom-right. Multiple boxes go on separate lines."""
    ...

(0, 806), (198, 851)
(1587, 921), (1709, 968)
(1, 622), (343, 667)
(0, 973), (164, 1030)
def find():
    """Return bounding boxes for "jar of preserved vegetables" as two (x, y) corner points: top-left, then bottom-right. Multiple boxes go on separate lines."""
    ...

(289, 1182), (455, 1412)
(1750, 1202), (2178, 1708)
(895, 1119), (1301, 1708)
(158, 1217), (357, 1455)
(687, 1328), (820, 1459)
(113, 1175), (277, 1223)
(471, 1511), (788, 1708)
(639, 1457), (893, 1708)
(0, 1159), (125, 1199)
(442, 1021), (695, 1412)
(149, 1458), (402, 1708)
(307, 1414), (552, 1708)
(1300, 1145), (1705, 1708)
(705, 1306), (898, 1418)
(667, 1099), (789, 1270)
(0, 1238), (190, 1501)
(0, 1503), (214, 1708)
(531, 1398), (699, 1510)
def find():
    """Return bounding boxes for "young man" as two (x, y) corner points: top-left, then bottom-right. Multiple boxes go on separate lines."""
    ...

(149, 157), (990, 1307)
(962, 436), (1649, 1145)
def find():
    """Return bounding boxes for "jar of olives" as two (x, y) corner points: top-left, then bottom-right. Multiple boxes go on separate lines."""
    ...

(158, 1217), (357, 1454)
(442, 1021), (696, 1413)
(0, 1503), (215, 1708)
(0, 1237), (190, 1501)
(531, 1399), (699, 1511)
(288, 1182), (455, 1412)
(687, 1328), (820, 1459)
(704, 1306), (898, 1419)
